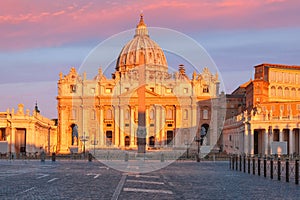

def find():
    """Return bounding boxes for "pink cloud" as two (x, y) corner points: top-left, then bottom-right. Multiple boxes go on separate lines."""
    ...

(0, 0), (299, 51)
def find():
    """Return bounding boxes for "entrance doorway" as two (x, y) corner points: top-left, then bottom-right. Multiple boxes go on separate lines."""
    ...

(167, 131), (174, 146)
(15, 129), (26, 154)
(125, 136), (130, 147)
(106, 131), (112, 146)
(149, 136), (155, 147)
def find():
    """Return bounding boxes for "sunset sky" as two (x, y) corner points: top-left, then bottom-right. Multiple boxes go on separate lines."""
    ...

(1, 0), (300, 118)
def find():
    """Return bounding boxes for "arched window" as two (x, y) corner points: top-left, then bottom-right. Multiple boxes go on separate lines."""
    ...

(270, 86), (276, 96)
(284, 87), (290, 97)
(183, 109), (188, 120)
(149, 108), (155, 120)
(291, 88), (296, 98)
(125, 108), (130, 120)
(203, 109), (209, 119)
(278, 87), (283, 97)
(106, 108), (112, 119)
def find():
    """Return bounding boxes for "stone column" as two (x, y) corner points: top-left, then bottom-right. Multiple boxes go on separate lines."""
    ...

(250, 128), (254, 155)
(244, 124), (249, 155)
(289, 128), (294, 155)
(264, 130), (268, 155)
(114, 106), (120, 146)
(161, 107), (166, 146)
(146, 106), (149, 147)
(155, 105), (161, 144)
(119, 107), (124, 147)
(99, 107), (104, 146)
(130, 106), (135, 146)
(269, 127), (273, 155)
(175, 106), (181, 146)
(279, 129), (283, 142)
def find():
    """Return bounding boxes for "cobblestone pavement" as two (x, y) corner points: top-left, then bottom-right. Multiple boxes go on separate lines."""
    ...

(0, 159), (299, 199)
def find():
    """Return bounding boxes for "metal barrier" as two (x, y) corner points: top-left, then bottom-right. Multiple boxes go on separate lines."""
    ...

(229, 154), (300, 185)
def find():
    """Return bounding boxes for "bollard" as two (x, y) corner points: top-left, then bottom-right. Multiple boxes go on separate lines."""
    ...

(124, 153), (129, 162)
(263, 156), (267, 178)
(258, 157), (261, 176)
(286, 158), (289, 182)
(295, 159), (299, 185)
(243, 155), (246, 173)
(236, 155), (238, 171)
(232, 156), (235, 170)
(160, 153), (165, 162)
(253, 157), (255, 175)
(270, 158), (273, 179)
(88, 153), (92, 162)
(248, 156), (250, 174)
(239, 155), (242, 171)
(278, 158), (281, 181)
(52, 152), (56, 162)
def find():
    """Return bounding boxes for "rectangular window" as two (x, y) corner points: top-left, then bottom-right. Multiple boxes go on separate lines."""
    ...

(90, 88), (95, 94)
(150, 87), (155, 92)
(183, 88), (188, 94)
(70, 85), (77, 93)
(105, 88), (112, 93)
(166, 88), (172, 93)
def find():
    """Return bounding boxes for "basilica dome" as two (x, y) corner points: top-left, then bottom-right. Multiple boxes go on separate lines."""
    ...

(115, 14), (168, 73)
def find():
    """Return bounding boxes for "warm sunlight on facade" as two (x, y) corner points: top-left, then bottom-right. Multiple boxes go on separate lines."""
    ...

(223, 63), (300, 156)
(56, 15), (222, 154)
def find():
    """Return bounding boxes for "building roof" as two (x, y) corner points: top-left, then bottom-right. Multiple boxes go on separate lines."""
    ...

(255, 63), (300, 70)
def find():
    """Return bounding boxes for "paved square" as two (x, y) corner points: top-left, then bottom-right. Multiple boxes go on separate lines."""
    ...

(0, 160), (299, 199)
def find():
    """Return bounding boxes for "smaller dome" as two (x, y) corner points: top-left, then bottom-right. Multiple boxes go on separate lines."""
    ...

(115, 14), (168, 73)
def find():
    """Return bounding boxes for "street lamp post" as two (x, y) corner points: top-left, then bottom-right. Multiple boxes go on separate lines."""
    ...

(91, 139), (98, 156)
(80, 132), (89, 157)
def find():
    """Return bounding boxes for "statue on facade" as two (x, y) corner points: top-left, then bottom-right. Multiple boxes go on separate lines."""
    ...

(265, 109), (269, 120)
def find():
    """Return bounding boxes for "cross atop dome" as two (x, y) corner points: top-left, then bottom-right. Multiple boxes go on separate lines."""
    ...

(135, 13), (149, 37)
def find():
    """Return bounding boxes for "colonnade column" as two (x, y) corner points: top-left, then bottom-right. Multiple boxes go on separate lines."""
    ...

(99, 106), (104, 146)
(155, 105), (161, 146)
(279, 129), (283, 142)
(269, 127), (273, 154)
(161, 106), (165, 146)
(114, 106), (120, 146)
(119, 107), (124, 147)
(130, 106), (135, 147)
(243, 125), (249, 155)
(289, 128), (294, 155)
(249, 128), (254, 155)
(146, 106), (149, 147)
(264, 130), (268, 155)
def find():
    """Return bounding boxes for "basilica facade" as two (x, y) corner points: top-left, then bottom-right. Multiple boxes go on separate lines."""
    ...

(56, 15), (223, 154)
